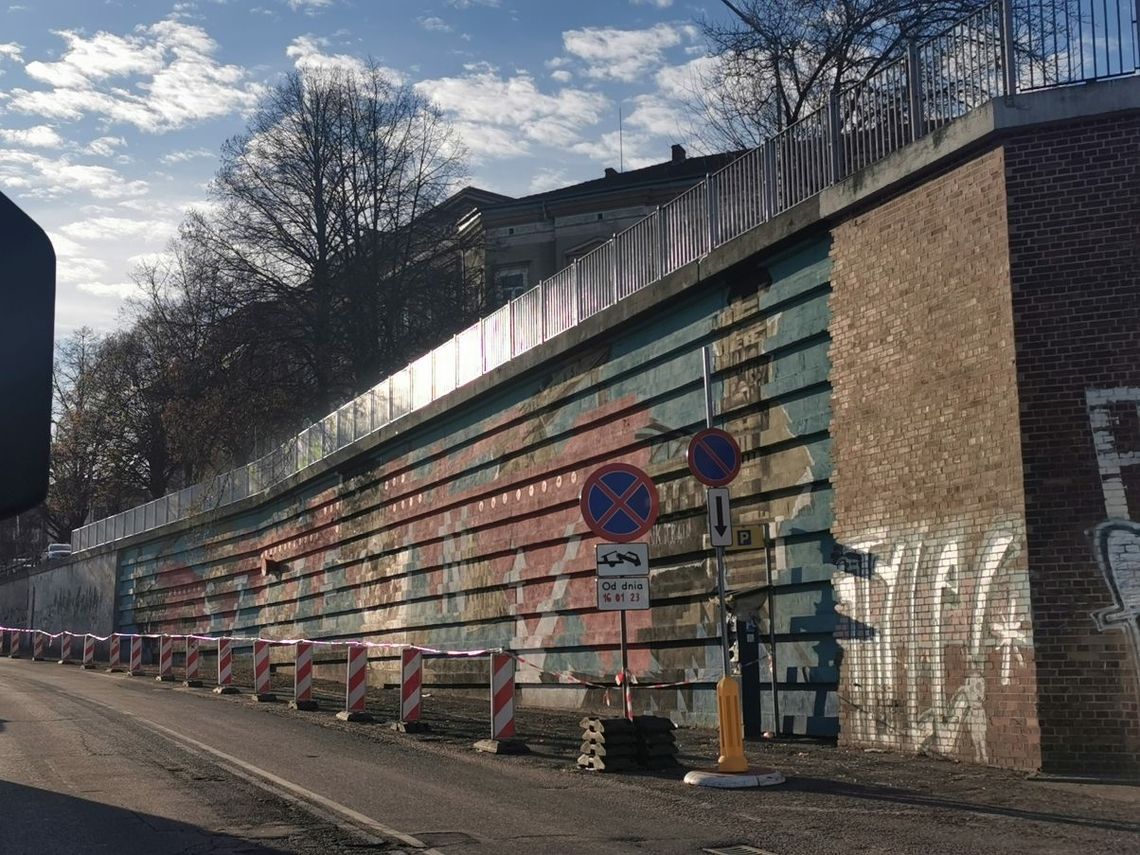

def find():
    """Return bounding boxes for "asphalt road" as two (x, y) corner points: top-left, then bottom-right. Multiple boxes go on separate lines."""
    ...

(1, 657), (1138, 855)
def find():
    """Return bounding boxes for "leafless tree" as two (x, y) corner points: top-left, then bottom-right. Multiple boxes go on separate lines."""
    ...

(692, 0), (986, 149)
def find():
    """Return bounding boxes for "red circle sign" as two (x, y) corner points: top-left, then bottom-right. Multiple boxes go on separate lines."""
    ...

(687, 428), (742, 487)
(579, 463), (659, 543)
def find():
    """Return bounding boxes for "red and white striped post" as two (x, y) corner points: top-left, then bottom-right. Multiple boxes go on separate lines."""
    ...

(490, 653), (516, 739)
(400, 648), (423, 727)
(32, 632), (45, 661)
(81, 634), (96, 669)
(9, 630), (23, 658)
(183, 637), (202, 687)
(106, 634), (122, 672)
(156, 635), (175, 681)
(128, 635), (142, 676)
(289, 641), (318, 711)
(252, 639), (277, 702)
(58, 633), (73, 665)
(474, 652), (525, 754)
(213, 638), (238, 694)
(335, 643), (372, 722)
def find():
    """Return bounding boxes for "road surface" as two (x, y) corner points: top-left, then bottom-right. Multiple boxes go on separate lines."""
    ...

(1, 657), (1138, 854)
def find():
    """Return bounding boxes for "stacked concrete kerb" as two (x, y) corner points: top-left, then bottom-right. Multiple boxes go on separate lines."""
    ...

(579, 717), (640, 772)
(635, 715), (680, 769)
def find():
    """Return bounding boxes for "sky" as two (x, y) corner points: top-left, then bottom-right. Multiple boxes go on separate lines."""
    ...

(0, 0), (730, 338)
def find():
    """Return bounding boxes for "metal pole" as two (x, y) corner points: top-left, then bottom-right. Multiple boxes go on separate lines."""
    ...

(702, 346), (733, 677)
(906, 40), (925, 142)
(1000, 0), (1018, 96)
(764, 522), (781, 736)
(619, 609), (632, 721)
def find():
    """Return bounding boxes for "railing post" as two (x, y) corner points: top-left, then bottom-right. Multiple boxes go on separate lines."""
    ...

(827, 91), (844, 182)
(705, 173), (718, 250)
(762, 139), (778, 218)
(655, 206), (667, 277)
(999, 0), (1018, 95)
(609, 234), (618, 306)
(572, 258), (582, 325)
(906, 40), (925, 143)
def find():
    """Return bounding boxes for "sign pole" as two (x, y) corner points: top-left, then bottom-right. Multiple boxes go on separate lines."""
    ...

(702, 345), (732, 677)
(619, 609), (632, 721)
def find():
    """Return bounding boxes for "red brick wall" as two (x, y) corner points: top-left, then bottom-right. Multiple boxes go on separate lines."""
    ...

(830, 148), (1041, 770)
(1004, 114), (1140, 774)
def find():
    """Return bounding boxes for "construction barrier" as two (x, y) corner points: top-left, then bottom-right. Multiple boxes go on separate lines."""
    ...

(253, 639), (276, 701)
(400, 648), (422, 724)
(82, 634), (95, 669)
(157, 635), (174, 681)
(184, 637), (201, 686)
(32, 632), (44, 661)
(337, 643), (371, 722)
(490, 652), (516, 740)
(108, 634), (121, 672)
(214, 638), (236, 693)
(291, 641), (317, 710)
(8, 630), (20, 658)
(128, 635), (142, 676)
(58, 633), (72, 664)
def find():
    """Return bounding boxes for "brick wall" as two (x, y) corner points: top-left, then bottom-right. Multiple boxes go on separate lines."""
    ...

(829, 148), (1041, 770)
(1004, 114), (1140, 774)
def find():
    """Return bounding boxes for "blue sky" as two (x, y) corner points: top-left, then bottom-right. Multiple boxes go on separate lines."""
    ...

(0, 0), (730, 336)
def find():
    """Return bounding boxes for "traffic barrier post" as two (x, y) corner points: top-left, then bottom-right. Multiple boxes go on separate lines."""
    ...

(58, 633), (73, 665)
(9, 630), (22, 659)
(32, 632), (44, 661)
(183, 637), (202, 687)
(106, 634), (121, 672)
(474, 653), (527, 754)
(252, 639), (277, 702)
(81, 634), (96, 669)
(335, 643), (372, 722)
(390, 647), (428, 733)
(128, 635), (142, 676)
(156, 635), (175, 681)
(213, 638), (239, 694)
(289, 641), (318, 711)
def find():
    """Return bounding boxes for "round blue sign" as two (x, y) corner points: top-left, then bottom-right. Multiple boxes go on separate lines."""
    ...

(687, 428), (742, 487)
(579, 463), (659, 543)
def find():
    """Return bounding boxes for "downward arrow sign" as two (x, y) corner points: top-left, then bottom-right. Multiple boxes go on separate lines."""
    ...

(713, 494), (728, 537)
(706, 487), (732, 547)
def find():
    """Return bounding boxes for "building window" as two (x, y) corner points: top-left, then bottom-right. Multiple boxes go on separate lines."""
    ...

(494, 265), (529, 302)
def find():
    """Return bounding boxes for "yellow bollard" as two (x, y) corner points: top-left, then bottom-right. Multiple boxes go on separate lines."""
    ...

(716, 675), (749, 773)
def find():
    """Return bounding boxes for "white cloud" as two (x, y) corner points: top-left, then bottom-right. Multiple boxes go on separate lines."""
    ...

(571, 129), (660, 170)
(85, 135), (127, 157)
(0, 148), (148, 199)
(76, 281), (142, 299)
(527, 167), (569, 194)
(286, 0), (335, 14)
(417, 69), (608, 158)
(418, 16), (452, 33)
(0, 124), (64, 148)
(57, 256), (109, 285)
(60, 216), (174, 243)
(631, 0), (673, 6)
(0, 42), (22, 62)
(550, 69), (572, 83)
(9, 21), (264, 133)
(446, 0), (501, 7)
(285, 35), (404, 82)
(161, 147), (214, 164)
(562, 23), (695, 82)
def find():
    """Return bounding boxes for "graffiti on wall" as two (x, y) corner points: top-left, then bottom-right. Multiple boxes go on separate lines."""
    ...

(1086, 387), (1140, 683)
(833, 520), (1031, 763)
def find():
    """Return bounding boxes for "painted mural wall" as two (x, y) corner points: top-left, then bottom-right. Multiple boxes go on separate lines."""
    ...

(828, 148), (1041, 770)
(108, 238), (833, 727)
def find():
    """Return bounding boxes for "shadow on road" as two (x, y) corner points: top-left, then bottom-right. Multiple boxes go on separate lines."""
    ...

(0, 780), (293, 855)
(781, 775), (1140, 834)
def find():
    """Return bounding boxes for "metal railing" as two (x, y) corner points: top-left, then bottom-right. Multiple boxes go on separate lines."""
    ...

(72, 0), (1139, 553)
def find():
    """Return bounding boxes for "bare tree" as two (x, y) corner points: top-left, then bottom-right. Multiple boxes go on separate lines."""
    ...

(692, 0), (985, 149)
(202, 63), (468, 416)
(42, 329), (114, 540)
